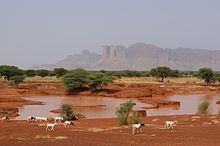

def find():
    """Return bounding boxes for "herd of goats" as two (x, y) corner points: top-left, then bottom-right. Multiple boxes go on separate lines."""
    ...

(1, 116), (178, 135)
(1, 116), (75, 131)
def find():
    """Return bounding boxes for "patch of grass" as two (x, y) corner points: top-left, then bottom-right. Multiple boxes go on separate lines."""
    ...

(24, 76), (61, 83)
(0, 111), (9, 115)
(197, 101), (210, 114)
(115, 76), (204, 84)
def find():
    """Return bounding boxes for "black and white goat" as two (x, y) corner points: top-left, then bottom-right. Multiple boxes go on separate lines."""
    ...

(1, 116), (9, 122)
(132, 123), (145, 135)
(27, 116), (36, 122)
(64, 121), (75, 127)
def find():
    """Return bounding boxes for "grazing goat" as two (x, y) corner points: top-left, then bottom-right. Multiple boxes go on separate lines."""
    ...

(41, 117), (48, 122)
(64, 121), (74, 127)
(54, 117), (64, 123)
(1, 116), (9, 122)
(35, 117), (42, 123)
(27, 116), (36, 122)
(165, 120), (177, 129)
(132, 123), (145, 135)
(46, 123), (57, 131)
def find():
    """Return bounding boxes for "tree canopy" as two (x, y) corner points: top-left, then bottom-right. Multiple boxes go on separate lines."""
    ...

(197, 68), (214, 85)
(0, 65), (23, 80)
(150, 66), (172, 82)
(10, 75), (25, 88)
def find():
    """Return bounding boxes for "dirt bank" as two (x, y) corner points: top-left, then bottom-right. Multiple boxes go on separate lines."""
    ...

(1, 115), (220, 146)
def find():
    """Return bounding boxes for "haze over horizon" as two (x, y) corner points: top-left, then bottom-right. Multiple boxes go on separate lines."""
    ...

(1, 0), (220, 68)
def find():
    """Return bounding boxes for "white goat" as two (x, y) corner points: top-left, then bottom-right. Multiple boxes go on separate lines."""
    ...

(54, 117), (63, 123)
(46, 123), (57, 131)
(35, 117), (42, 123)
(165, 120), (177, 129)
(132, 123), (145, 135)
(64, 121), (74, 127)
(41, 117), (48, 122)
(1, 116), (9, 122)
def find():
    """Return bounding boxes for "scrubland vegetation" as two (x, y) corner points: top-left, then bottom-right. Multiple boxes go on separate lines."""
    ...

(0, 65), (220, 91)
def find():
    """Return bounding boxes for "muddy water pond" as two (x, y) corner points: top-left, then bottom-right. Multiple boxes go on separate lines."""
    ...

(16, 94), (220, 120)
(147, 94), (220, 116)
(16, 96), (146, 120)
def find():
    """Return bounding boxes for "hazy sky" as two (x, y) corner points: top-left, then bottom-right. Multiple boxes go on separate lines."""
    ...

(0, 0), (220, 68)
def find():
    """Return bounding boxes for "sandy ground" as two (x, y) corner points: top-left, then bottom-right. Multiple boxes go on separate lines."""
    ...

(1, 115), (220, 146)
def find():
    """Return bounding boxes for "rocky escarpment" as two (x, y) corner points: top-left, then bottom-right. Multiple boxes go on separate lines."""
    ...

(32, 43), (220, 71)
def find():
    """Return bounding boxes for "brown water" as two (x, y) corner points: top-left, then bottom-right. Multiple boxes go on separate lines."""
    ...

(146, 94), (220, 116)
(15, 94), (220, 120)
(16, 96), (146, 120)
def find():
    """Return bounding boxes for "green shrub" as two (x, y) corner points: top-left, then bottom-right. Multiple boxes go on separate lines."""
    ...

(0, 111), (9, 115)
(197, 101), (210, 114)
(130, 113), (141, 124)
(116, 100), (134, 125)
(60, 104), (76, 120)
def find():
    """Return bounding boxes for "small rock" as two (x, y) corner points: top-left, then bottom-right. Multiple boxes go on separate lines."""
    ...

(152, 118), (158, 122)
(192, 116), (200, 119)
(209, 116), (217, 119)
(191, 119), (197, 121)
(211, 119), (220, 124)
(151, 134), (156, 137)
(202, 122), (212, 126)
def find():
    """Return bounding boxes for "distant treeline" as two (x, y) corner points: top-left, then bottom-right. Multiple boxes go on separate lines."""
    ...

(0, 65), (220, 89)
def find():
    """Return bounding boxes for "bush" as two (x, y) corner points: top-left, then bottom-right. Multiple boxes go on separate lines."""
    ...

(116, 100), (134, 125)
(60, 104), (76, 120)
(130, 113), (141, 124)
(197, 101), (210, 114)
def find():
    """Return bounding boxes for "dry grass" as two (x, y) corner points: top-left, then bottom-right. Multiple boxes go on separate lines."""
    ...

(115, 76), (204, 84)
(24, 76), (62, 83)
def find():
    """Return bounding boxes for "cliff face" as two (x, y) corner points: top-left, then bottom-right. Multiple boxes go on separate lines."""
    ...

(32, 43), (220, 71)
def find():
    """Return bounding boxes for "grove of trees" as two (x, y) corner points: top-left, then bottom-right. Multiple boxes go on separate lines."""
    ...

(62, 68), (115, 92)
(1, 64), (220, 90)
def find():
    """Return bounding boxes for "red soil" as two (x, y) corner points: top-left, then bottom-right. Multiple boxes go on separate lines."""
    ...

(1, 82), (220, 145)
(1, 115), (220, 146)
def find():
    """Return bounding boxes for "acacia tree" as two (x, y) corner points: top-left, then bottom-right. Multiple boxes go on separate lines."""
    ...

(36, 69), (50, 77)
(0, 65), (23, 80)
(150, 66), (171, 82)
(88, 72), (114, 90)
(62, 68), (90, 91)
(25, 69), (36, 77)
(197, 68), (214, 85)
(53, 68), (68, 78)
(10, 75), (25, 88)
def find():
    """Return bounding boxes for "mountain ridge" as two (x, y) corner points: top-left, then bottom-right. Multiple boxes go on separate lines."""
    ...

(31, 43), (220, 71)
